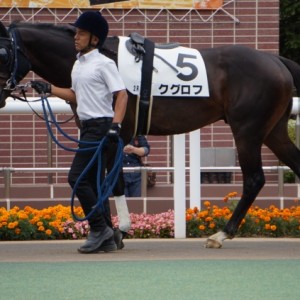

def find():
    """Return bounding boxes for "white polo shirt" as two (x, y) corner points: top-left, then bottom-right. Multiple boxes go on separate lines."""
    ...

(71, 49), (126, 120)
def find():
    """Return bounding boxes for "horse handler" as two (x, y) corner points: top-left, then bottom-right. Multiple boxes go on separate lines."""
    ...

(31, 11), (129, 253)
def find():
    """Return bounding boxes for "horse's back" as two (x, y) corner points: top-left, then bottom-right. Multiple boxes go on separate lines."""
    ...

(201, 45), (290, 78)
(200, 45), (294, 98)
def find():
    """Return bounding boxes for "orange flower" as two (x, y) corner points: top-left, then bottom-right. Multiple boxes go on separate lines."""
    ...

(265, 224), (271, 230)
(12, 206), (20, 212)
(223, 192), (238, 202)
(8, 221), (18, 229)
(43, 214), (51, 220)
(222, 208), (231, 215)
(270, 225), (277, 231)
(24, 206), (34, 213)
(58, 227), (65, 233)
(0, 216), (8, 223)
(186, 208), (194, 214)
(38, 226), (45, 232)
(15, 228), (21, 234)
(186, 214), (192, 221)
(45, 229), (52, 235)
(205, 216), (213, 222)
(199, 225), (206, 230)
(198, 211), (208, 218)
(203, 201), (211, 207)
(209, 222), (215, 229)
(228, 192), (238, 198)
(18, 212), (28, 220)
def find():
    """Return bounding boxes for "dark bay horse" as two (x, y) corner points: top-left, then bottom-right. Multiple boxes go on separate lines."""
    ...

(1, 22), (300, 248)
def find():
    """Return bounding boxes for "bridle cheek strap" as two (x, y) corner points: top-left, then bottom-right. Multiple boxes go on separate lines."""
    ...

(8, 30), (31, 89)
(0, 29), (32, 93)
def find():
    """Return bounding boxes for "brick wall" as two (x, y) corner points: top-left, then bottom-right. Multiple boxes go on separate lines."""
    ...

(0, 0), (281, 188)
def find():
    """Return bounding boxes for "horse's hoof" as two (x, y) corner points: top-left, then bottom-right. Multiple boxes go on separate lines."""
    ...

(205, 231), (227, 248)
(205, 238), (222, 248)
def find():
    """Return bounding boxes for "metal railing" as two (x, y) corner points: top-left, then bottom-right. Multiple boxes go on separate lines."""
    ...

(0, 165), (294, 210)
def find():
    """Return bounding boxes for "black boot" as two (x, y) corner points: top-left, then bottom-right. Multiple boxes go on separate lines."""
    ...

(114, 228), (126, 250)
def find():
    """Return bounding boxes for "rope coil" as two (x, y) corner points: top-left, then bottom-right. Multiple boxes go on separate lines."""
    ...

(41, 95), (123, 221)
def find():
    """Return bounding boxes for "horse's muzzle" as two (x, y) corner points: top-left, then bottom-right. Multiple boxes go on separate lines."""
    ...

(0, 87), (10, 108)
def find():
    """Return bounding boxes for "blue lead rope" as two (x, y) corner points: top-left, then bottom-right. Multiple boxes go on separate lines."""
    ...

(41, 96), (124, 221)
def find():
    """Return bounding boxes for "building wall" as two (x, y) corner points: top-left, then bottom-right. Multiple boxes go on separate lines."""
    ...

(0, 0), (281, 189)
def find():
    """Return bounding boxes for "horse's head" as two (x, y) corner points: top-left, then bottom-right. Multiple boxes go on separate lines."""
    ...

(0, 21), (32, 108)
(0, 21), (14, 108)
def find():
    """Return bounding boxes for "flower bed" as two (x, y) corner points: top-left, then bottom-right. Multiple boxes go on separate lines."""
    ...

(187, 192), (300, 238)
(0, 193), (300, 240)
(0, 205), (174, 240)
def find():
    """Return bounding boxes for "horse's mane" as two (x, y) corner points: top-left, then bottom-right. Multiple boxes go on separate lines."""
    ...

(9, 21), (75, 37)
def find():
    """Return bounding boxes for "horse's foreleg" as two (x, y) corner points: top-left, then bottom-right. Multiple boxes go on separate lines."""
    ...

(114, 195), (131, 232)
(108, 144), (131, 249)
(206, 171), (265, 248)
(112, 171), (131, 233)
(205, 170), (264, 248)
(206, 139), (265, 248)
(226, 167), (265, 230)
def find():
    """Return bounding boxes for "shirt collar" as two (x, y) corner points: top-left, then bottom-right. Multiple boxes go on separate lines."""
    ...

(76, 48), (99, 61)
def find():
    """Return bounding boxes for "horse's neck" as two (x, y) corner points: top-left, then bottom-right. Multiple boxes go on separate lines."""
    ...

(101, 37), (119, 62)
(15, 26), (76, 87)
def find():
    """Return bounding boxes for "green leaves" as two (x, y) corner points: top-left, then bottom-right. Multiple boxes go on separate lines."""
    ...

(280, 0), (300, 63)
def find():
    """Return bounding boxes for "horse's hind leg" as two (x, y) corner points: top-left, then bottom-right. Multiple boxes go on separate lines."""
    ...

(264, 114), (300, 179)
(206, 134), (265, 248)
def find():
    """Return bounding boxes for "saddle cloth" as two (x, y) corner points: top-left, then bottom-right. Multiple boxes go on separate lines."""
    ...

(118, 36), (209, 97)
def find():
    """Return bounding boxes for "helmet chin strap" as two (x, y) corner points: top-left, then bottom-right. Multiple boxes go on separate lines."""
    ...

(80, 34), (99, 55)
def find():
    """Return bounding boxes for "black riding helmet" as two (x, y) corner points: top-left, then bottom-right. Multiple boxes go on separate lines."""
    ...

(73, 11), (109, 47)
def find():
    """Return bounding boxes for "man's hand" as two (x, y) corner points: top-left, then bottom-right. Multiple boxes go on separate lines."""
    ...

(106, 123), (121, 143)
(31, 81), (51, 94)
(123, 144), (135, 154)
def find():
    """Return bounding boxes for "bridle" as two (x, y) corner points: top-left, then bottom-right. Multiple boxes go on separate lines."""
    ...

(0, 26), (74, 124)
(0, 27), (32, 99)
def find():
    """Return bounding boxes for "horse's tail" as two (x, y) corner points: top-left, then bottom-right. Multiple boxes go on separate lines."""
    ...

(278, 56), (300, 97)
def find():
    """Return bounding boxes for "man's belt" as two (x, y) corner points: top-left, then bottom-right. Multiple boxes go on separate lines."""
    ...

(79, 117), (112, 128)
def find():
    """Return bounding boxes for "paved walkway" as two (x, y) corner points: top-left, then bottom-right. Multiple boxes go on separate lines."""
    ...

(1, 238), (300, 300)
(1, 237), (299, 262)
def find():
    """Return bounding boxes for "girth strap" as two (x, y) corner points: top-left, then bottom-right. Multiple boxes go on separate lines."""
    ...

(136, 38), (155, 136)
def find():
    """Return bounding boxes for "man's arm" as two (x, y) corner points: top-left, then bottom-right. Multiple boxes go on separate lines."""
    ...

(31, 81), (76, 104)
(112, 89), (128, 124)
(51, 86), (76, 104)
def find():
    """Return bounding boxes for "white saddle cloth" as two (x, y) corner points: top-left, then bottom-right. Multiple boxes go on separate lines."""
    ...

(118, 36), (209, 97)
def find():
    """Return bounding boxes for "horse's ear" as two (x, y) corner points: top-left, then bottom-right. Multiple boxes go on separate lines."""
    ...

(0, 21), (9, 38)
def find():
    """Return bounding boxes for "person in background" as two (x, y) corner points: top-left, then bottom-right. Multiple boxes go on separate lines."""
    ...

(123, 135), (150, 197)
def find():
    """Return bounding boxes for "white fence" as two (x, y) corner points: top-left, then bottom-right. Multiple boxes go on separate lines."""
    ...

(0, 164), (292, 206)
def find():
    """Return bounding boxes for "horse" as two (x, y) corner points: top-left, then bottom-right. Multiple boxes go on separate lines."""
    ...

(1, 21), (300, 248)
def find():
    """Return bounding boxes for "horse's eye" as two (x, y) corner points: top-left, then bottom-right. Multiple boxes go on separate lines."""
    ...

(0, 48), (9, 64)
